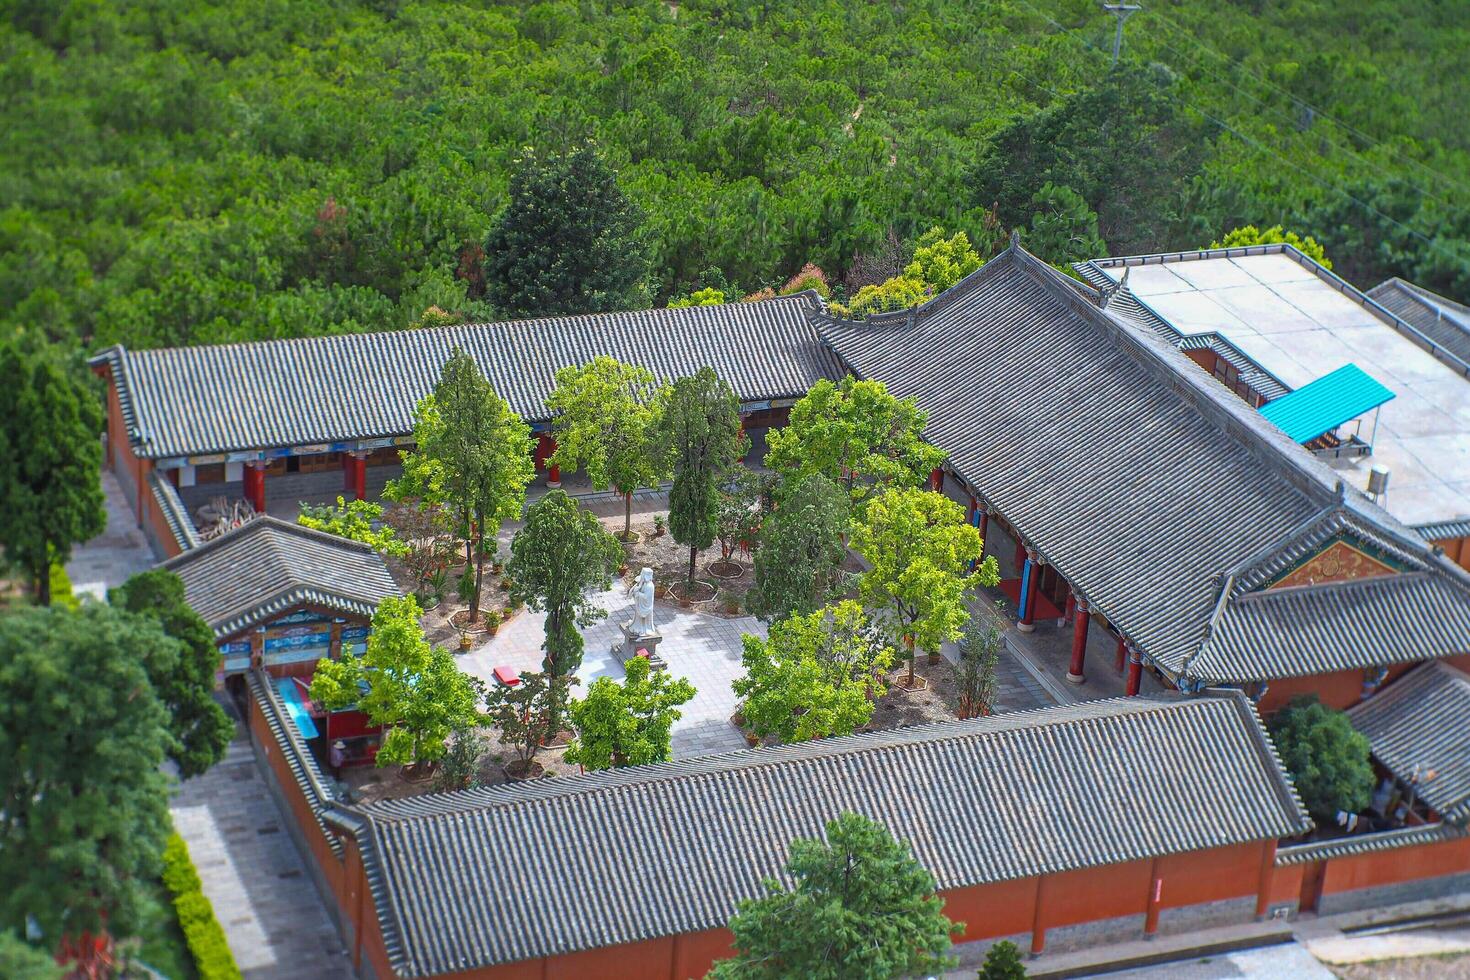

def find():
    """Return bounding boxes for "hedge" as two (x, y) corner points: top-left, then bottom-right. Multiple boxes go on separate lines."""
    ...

(162, 834), (243, 980)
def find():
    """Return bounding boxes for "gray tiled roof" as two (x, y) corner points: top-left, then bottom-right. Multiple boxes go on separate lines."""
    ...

(148, 470), (201, 551)
(324, 692), (1306, 977)
(92, 294), (840, 459)
(247, 669), (341, 855)
(160, 516), (399, 638)
(1275, 822), (1465, 866)
(818, 247), (1470, 686)
(1349, 662), (1470, 824)
(1367, 277), (1470, 371)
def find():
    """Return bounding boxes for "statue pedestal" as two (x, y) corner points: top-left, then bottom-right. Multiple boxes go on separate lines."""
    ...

(614, 620), (666, 672)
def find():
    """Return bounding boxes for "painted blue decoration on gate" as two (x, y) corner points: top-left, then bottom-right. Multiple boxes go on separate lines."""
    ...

(1018, 558), (1033, 620)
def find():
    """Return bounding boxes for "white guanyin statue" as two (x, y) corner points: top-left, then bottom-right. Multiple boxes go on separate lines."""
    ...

(630, 566), (656, 634)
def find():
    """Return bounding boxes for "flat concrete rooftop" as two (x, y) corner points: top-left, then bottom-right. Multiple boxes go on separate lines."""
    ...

(1096, 252), (1470, 531)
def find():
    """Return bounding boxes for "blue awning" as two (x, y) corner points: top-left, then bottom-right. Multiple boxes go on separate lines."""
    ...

(274, 676), (320, 740)
(1259, 363), (1395, 444)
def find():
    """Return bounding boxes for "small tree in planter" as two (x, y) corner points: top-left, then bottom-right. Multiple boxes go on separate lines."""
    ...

(654, 367), (747, 598)
(564, 656), (695, 771)
(483, 671), (569, 779)
(713, 467), (761, 577)
(382, 500), (455, 604)
(953, 621), (1002, 719)
(433, 725), (487, 792)
(309, 595), (483, 773)
(851, 487), (996, 688)
(733, 601), (894, 743)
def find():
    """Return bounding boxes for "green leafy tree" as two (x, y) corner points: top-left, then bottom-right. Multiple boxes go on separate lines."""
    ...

(484, 142), (650, 318)
(748, 473), (851, 621)
(388, 349), (534, 623)
(765, 377), (946, 512)
(953, 620), (1003, 720)
(851, 487), (997, 685)
(433, 725), (487, 792)
(482, 670), (570, 776)
(904, 227), (983, 291)
(309, 595), (483, 770)
(654, 367), (748, 592)
(977, 940), (1028, 980)
(668, 287), (726, 307)
(733, 602), (893, 743)
(1211, 225), (1332, 269)
(1268, 695), (1374, 825)
(109, 569), (233, 778)
(708, 811), (961, 980)
(714, 466), (761, 568)
(564, 655), (696, 771)
(841, 275), (929, 317)
(0, 605), (174, 953)
(297, 496), (409, 558)
(0, 933), (64, 980)
(1026, 183), (1107, 266)
(0, 347), (104, 606)
(506, 489), (622, 689)
(547, 357), (666, 540)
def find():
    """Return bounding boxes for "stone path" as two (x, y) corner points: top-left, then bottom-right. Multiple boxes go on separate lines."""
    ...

(66, 470), (154, 600)
(1088, 940), (1337, 979)
(170, 737), (353, 980)
(459, 586), (757, 758)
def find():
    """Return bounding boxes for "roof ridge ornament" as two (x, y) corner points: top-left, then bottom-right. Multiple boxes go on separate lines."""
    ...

(1098, 265), (1130, 310)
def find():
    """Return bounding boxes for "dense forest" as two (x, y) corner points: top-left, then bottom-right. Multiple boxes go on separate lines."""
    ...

(2, 0), (1468, 352)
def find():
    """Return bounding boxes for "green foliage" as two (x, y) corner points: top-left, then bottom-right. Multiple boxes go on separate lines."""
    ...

(389, 349), (534, 622)
(904, 227), (983, 292)
(0, 605), (174, 943)
(1211, 225), (1332, 270)
(309, 595), (482, 769)
(654, 367), (747, 590)
(484, 142), (650, 318)
(565, 655), (696, 771)
(0, 933), (64, 980)
(749, 473), (851, 621)
(765, 377), (945, 512)
(843, 275), (930, 316)
(433, 725), (487, 792)
(779, 263), (833, 299)
(714, 466), (762, 564)
(733, 602), (893, 743)
(547, 356), (666, 539)
(506, 489), (623, 685)
(1268, 695), (1375, 825)
(1025, 183), (1106, 266)
(851, 487), (997, 682)
(47, 562), (78, 610)
(0, 346), (104, 606)
(297, 496), (409, 558)
(708, 811), (961, 980)
(110, 569), (234, 778)
(977, 940), (1028, 980)
(953, 620), (1002, 719)
(668, 286), (726, 307)
(482, 669), (570, 772)
(162, 834), (242, 980)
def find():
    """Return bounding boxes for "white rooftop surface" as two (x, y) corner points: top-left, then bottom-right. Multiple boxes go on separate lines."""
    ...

(1099, 252), (1470, 530)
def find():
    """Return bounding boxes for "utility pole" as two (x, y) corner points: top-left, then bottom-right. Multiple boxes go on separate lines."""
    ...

(1101, 3), (1142, 66)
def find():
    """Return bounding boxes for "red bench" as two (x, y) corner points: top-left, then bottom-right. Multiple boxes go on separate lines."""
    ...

(493, 665), (521, 687)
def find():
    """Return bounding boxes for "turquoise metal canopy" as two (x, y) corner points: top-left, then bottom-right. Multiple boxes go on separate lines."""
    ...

(1259, 363), (1395, 444)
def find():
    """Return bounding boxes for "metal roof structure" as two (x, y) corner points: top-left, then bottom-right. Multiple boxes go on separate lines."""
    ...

(324, 692), (1307, 977)
(817, 245), (1470, 686)
(1349, 662), (1470, 825)
(1078, 247), (1470, 531)
(89, 293), (839, 460)
(160, 516), (400, 638)
(1258, 363), (1395, 445)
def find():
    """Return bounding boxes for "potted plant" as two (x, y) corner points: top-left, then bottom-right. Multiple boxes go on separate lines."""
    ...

(653, 514), (666, 538)
(485, 609), (502, 636)
(459, 629), (473, 651)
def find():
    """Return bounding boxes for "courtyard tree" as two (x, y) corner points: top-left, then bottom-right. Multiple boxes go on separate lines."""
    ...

(482, 670), (571, 778)
(546, 356), (666, 540)
(654, 367), (748, 596)
(484, 142), (651, 318)
(764, 377), (945, 512)
(0, 346), (105, 606)
(747, 472), (850, 621)
(978, 941), (1029, 980)
(388, 349), (534, 623)
(110, 569), (233, 778)
(1268, 696), (1375, 825)
(297, 496), (409, 558)
(851, 487), (996, 687)
(713, 465), (761, 575)
(707, 811), (961, 980)
(309, 595), (483, 771)
(0, 605), (174, 965)
(733, 601), (893, 744)
(952, 620), (1003, 719)
(506, 489), (622, 700)
(564, 655), (696, 771)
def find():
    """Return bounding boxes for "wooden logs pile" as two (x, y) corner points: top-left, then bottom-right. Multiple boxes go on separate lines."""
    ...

(195, 496), (257, 540)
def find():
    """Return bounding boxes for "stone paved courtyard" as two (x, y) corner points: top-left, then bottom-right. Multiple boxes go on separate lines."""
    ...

(65, 471), (154, 600)
(459, 584), (761, 758)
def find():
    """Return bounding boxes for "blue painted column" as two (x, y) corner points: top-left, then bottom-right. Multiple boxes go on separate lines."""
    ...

(1018, 549), (1041, 633)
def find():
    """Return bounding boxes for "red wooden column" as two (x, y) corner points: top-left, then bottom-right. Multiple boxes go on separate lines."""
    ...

(1017, 550), (1042, 633)
(243, 460), (266, 515)
(1254, 839), (1278, 920)
(1126, 642), (1144, 696)
(1115, 633), (1127, 673)
(978, 507), (990, 555)
(1066, 599), (1090, 684)
(348, 452), (368, 501)
(929, 467), (944, 492)
(537, 435), (560, 488)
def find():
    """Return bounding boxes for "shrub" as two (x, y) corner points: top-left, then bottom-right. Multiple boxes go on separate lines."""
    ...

(978, 939), (1028, 979)
(49, 563), (79, 610)
(161, 833), (242, 980)
(779, 262), (832, 298)
(1268, 695), (1374, 825)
